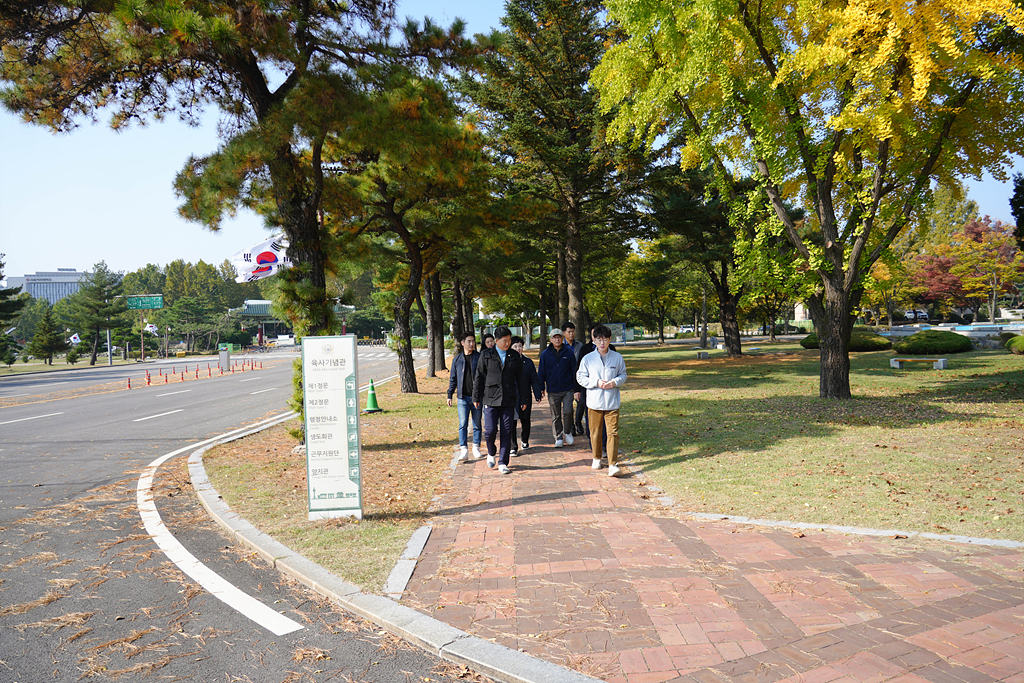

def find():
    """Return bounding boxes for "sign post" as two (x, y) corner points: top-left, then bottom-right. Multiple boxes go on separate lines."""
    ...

(301, 335), (363, 520)
(126, 295), (164, 361)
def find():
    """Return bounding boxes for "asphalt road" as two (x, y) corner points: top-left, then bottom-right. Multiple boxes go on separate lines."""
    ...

(0, 347), (472, 683)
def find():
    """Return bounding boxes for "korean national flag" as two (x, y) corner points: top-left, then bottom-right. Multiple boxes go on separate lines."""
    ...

(232, 235), (291, 282)
(69, 333), (81, 344)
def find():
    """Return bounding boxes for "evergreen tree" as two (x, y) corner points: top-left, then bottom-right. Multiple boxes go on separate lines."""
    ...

(64, 261), (128, 365)
(1011, 174), (1024, 251)
(27, 306), (67, 365)
(460, 0), (645, 334)
(0, 255), (27, 328)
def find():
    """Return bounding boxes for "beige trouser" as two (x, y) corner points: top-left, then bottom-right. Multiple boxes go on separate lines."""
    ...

(588, 408), (619, 466)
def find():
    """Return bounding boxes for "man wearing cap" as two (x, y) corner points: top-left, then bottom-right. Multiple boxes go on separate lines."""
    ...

(537, 328), (579, 447)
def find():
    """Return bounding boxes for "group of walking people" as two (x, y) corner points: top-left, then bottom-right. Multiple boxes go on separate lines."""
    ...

(446, 323), (627, 476)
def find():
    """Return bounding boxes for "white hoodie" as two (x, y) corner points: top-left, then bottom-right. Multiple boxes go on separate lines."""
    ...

(575, 348), (627, 411)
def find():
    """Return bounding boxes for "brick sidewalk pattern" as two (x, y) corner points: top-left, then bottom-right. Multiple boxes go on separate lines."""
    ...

(403, 407), (1024, 683)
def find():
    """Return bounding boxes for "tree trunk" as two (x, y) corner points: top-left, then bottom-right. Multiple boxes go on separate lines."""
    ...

(418, 290), (435, 378)
(89, 328), (100, 366)
(556, 248), (569, 327)
(430, 272), (446, 371)
(806, 279), (854, 400)
(565, 211), (589, 334)
(708, 266), (742, 357)
(451, 271), (466, 338)
(700, 288), (708, 348)
(538, 291), (547, 348)
(461, 280), (475, 343)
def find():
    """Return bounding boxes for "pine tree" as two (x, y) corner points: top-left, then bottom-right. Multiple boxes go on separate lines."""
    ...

(64, 261), (127, 365)
(27, 307), (68, 365)
(0, 255), (27, 328)
(459, 0), (645, 334)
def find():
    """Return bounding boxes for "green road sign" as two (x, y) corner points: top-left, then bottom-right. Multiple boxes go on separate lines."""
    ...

(126, 295), (163, 310)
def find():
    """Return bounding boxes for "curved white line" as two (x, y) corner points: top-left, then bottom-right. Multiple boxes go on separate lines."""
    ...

(137, 412), (303, 636)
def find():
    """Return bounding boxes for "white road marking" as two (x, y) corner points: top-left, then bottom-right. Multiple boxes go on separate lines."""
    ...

(156, 390), (192, 397)
(3, 394), (29, 398)
(133, 409), (184, 422)
(35, 381), (69, 388)
(0, 412), (64, 425)
(239, 377), (260, 382)
(137, 413), (303, 636)
(249, 388), (276, 395)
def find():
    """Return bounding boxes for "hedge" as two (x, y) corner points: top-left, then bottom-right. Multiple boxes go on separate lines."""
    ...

(892, 330), (973, 355)
(800, 327), (892, 351)
(1007, 335), (1024, 355)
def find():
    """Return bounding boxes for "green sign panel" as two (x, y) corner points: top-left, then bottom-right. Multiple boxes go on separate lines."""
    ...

(126, 295), (163, 310)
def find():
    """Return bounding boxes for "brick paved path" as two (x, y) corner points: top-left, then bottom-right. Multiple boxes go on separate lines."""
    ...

(403, 407), (1024, 683)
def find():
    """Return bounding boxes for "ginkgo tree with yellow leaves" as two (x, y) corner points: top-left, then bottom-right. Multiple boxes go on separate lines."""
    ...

(593, 0), (1024, 398)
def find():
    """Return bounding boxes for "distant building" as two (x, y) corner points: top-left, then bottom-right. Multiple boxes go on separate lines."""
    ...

(1, 268), (89, 304)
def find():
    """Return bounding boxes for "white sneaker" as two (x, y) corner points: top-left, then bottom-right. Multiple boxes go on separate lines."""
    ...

(554, 438), (563, 448)
(592, 459), (601, 470)
(510, 450), (519, 458)
(565, 433), (574, 445)
(487, 455), (496, 468)
(472, 444), (482, 459)
(458, 446), (469, 461)
(608, 465), (622, 477)
(498, 464), (511, 474)
(521, 442), (529, 450)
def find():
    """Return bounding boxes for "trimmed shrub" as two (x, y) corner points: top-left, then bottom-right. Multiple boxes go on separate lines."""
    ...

(998, 331), (1018, 345)
(893, 330), (972, 355)
(1007, 336), (1024, 355)
(800, 327), (892, 351)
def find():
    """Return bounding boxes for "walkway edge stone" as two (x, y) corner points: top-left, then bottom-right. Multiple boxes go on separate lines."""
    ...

(187, 429), (602, 683)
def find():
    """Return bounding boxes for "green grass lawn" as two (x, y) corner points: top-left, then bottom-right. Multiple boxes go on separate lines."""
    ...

(618, 342), (1024, 541)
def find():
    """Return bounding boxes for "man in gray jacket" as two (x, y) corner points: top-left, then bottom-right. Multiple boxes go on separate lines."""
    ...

(575, 324), (627, 476)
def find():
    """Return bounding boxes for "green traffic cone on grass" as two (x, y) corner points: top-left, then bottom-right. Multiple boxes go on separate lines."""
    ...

(363, 379), (383, 413)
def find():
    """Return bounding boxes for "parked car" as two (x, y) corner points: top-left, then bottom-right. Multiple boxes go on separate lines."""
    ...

(903, 309), (929, 321)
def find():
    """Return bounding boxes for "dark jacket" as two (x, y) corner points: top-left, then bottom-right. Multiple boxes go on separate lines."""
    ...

(538, 343), (577, 394)
(447, 350), (480, 400)
(519, 355), (542, 404)
(473, 346), (529, 408)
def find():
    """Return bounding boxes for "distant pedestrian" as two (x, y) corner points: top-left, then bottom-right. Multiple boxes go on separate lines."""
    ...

(473, 326), (529, 474)
(510, 336), (542, 455)
(537, 328), (579, 447)
(446, 331), (482, 461)
(575, 324), (627, 477)
(563, 322), (584, 435)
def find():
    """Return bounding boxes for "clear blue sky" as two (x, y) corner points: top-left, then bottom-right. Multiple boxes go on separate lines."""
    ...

(1, 1), (1020, 280)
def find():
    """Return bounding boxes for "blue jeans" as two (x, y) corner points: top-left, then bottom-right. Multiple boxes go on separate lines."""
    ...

(457, 397), (482, 447)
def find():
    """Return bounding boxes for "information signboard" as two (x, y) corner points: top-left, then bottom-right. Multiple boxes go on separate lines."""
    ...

(126, 295), (164, 310)
(301, 335), (362, 520)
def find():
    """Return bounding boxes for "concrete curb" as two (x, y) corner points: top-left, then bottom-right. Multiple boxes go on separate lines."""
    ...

(187, 428), (602, 683)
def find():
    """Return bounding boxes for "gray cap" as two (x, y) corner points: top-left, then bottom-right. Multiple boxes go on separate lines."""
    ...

(549, 328), (564, 338)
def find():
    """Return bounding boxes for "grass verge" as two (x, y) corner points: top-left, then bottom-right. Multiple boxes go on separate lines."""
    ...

(202, 369), (458, 591)
(619, 342), (1024, 541)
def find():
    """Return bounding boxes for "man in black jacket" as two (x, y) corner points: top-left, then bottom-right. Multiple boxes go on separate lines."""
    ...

(446, 331), (482, 461)
(473, 326), (530, 474)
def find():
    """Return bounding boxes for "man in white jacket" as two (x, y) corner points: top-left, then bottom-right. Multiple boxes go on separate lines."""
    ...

(575, 324), (627, 477)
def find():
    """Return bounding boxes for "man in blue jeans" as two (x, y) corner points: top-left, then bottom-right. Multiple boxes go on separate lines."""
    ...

(446, 331), (482, 461)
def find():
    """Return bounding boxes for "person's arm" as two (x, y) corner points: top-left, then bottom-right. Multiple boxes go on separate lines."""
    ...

(446, 356), (458, 406)
(575, 354), (595, 390)
(530, 361), (542, 401)
(472, 353), (486, 407)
